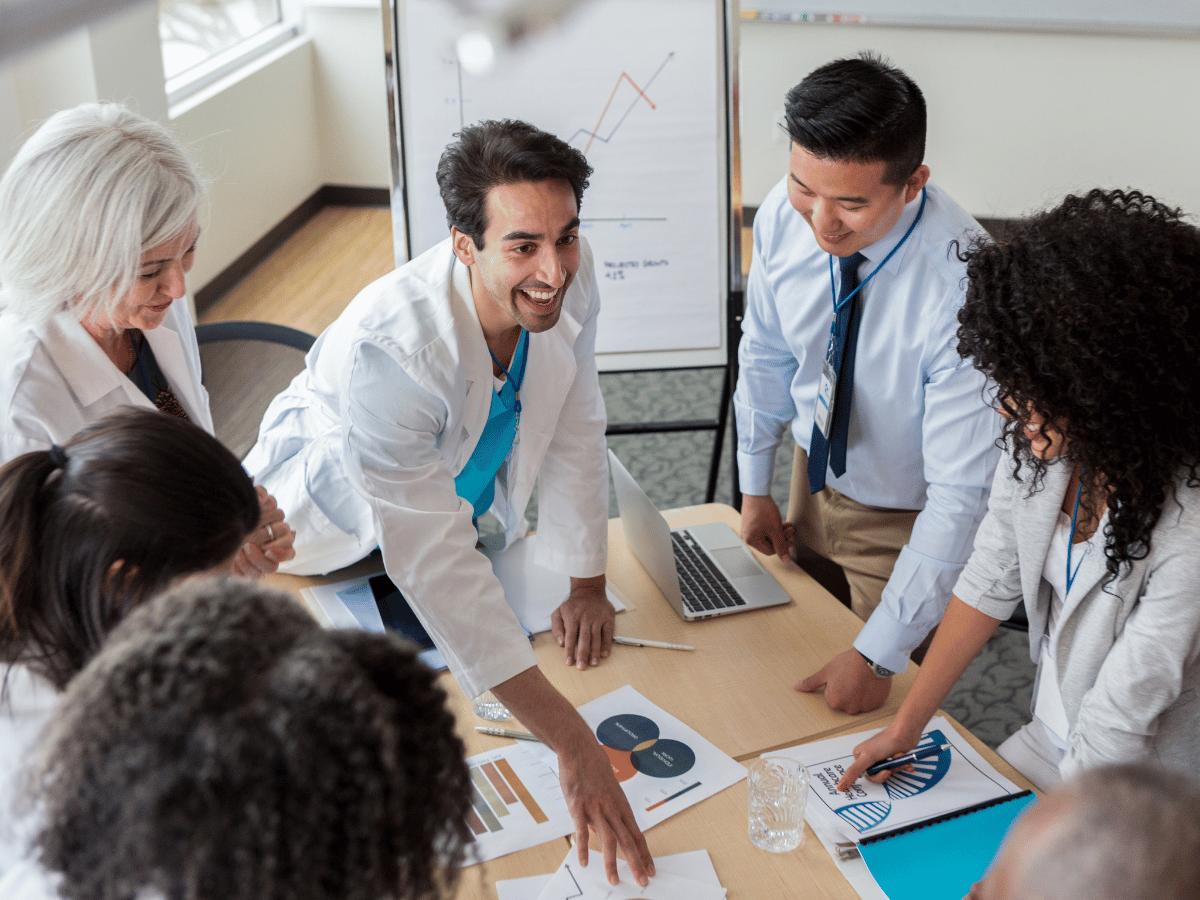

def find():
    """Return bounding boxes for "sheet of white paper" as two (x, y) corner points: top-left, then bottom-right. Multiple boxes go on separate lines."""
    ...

(769, 716), (1022, 844)
(527, 685), (746, 831)
(483, 535), (627, 634)
(496, 874), (552, 900)
(536, 848), (726, 900)
(464, 743), (576, 863)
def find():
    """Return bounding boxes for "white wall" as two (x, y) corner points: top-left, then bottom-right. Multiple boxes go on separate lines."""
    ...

(739, 21), (1200, 219)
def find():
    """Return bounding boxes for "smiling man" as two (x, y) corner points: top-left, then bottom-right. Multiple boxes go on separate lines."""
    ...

(246, 120), (654, 886)
(733, 54), (1000, 714)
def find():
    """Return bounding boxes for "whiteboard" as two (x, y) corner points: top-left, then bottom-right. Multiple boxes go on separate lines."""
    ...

(740, 1), (1200, 35)
(396, 0), (735, 370)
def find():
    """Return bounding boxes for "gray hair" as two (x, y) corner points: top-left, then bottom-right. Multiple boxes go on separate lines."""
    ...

(0, 102), (203, 325)
(997, 763), (1200, 900)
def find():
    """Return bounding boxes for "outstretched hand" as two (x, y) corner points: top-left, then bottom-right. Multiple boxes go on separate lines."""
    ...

(796, 648), (891, 714)
(835, 723), (922, 791)
(552, 575), (614, 670)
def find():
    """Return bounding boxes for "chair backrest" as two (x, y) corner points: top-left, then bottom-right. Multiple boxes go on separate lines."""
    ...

(195, 321), (316, 459)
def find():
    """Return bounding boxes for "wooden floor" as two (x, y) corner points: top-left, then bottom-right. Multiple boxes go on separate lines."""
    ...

(199, 205), (395, 334)
(199, 205), (755, 331)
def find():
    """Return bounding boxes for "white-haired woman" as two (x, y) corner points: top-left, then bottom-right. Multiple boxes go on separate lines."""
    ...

(0, 102), (294, 575)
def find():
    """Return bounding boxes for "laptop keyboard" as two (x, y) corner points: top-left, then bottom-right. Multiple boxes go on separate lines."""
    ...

(671, 530), (746, 614)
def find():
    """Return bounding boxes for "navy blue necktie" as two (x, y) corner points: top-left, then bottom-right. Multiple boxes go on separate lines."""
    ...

(808, 251), (866, 493)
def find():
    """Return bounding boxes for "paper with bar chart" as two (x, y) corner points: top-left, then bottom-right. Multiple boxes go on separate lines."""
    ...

(527, 684), (746, 832)
(463, 743), (576, 862)
(770, 716), (1023, 844)
(402, 0), (725, 357)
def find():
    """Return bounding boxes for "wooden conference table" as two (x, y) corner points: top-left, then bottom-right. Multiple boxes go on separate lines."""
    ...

(270, 503), (1033, 899)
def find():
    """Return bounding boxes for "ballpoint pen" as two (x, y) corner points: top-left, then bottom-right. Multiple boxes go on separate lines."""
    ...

(865, 743), (950, 777)
(612, 635), (695, 651)
(474, 726), (540, 742)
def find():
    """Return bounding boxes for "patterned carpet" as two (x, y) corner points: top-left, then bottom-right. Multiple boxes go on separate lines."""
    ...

(517, 368), (1034, 749)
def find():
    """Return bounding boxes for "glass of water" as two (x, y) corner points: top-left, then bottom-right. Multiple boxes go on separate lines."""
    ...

(748, 756), (810, 852)
(472, 689), (511, 721)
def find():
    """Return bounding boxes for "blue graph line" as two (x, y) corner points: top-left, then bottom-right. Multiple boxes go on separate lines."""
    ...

(567, 52), (675, 148)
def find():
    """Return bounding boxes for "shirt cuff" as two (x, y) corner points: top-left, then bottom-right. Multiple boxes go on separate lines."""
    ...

(737, 448), (777, 496)
(853, 610), (929, 676)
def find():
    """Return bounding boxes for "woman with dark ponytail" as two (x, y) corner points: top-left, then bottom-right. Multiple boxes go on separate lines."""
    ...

(0, 407), (259, 874)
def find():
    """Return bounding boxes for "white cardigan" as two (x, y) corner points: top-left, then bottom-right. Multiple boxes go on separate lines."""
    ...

(955, 458), (1200, 778)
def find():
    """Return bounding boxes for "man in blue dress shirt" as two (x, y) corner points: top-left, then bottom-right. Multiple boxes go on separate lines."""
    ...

(734, 53), (1000, 713)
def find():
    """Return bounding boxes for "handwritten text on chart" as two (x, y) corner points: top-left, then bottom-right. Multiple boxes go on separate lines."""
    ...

(603, 259), (670, 280)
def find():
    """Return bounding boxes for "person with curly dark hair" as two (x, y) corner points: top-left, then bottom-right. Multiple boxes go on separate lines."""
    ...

(0, 578), (474, 900)
(0, 408), (260, 876)
(837, 188), (1200, 792)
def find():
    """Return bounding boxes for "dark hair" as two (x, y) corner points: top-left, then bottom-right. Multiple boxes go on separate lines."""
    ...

(0, 408), (259, 689)
(436, 118), (593, 248)
(956, 188), (1200, 579)
(784, 52), (926, 186)
(34, 579), (474, 900)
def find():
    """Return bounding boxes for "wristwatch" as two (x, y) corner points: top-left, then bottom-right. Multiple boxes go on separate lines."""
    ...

(856, 650), (895, 679)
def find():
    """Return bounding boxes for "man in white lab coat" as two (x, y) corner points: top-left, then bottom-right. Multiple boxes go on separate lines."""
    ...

(246, 119), (654, 886)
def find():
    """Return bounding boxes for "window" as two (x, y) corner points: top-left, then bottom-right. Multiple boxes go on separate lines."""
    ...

(159, 0), (300, 103)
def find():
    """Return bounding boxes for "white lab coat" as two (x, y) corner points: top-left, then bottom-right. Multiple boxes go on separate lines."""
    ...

(0, 664), (58, 881)
(245, 237), (609, 698)
(0, 300), (213, 462)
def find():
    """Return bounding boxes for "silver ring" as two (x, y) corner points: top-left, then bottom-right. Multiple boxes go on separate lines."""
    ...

(266, 523), (275, 542)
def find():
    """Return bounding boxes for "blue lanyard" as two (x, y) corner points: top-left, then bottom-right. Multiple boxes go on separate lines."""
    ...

(488, 330), (528, 425)
(1065, 475), (1088, 596)
(828, 187), (928, 313)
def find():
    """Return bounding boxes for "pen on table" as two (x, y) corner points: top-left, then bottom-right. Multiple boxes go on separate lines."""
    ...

(475, 726), (540, 742)
(612, 635), (695, 651)
(865, 743), (950, 777)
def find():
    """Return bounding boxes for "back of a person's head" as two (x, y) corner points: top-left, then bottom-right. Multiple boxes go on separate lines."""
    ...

(0, 101), (203, 324)
(0, 408), (259, 689)
(784, 51), (926, 186)
(32, 578), (473, 900)
(989, 764), (1200, 900)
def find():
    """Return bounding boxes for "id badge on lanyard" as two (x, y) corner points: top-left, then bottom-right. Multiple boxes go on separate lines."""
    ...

(815, 334), (838, 437)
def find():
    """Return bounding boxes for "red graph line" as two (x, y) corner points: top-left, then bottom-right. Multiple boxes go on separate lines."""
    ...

(584, 72), (656, 155)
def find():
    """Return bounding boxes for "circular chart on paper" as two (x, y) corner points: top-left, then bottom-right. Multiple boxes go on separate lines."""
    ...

(597, 714), (695, 780)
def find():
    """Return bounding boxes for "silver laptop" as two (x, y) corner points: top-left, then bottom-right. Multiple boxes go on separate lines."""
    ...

(608, 449), (791, 621)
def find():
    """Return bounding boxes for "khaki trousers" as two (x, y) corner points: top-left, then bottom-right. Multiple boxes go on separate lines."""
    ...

(786, 445), (920, 624)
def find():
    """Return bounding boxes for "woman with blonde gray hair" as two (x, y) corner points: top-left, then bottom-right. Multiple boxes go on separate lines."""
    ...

(0, 101), (294, 576)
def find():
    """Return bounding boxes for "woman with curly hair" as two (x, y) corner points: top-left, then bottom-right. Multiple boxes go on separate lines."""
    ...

(837, 188), (1200, 791)
(0, 408), (260, 874)
(1, 578), (473, 900)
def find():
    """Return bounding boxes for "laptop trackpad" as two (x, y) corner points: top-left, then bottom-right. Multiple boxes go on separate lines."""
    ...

(708, 546), (765, 580)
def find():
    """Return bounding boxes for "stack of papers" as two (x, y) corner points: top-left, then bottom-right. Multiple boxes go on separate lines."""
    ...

(496, 849), (726, 900)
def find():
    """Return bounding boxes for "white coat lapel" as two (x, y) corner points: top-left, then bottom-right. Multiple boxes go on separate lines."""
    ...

(41, 312), (155, 412)
(451, 258), (494, 467)
(1014, 461), (1071, 639)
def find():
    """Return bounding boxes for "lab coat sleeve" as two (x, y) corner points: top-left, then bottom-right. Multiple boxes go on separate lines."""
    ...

(733, 211), (798, 496)
(532, 251), (609, 578)
(340, 337), (536, 700)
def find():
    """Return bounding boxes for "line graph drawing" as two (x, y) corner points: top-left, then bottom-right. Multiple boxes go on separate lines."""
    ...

(569, 51), (675, 153)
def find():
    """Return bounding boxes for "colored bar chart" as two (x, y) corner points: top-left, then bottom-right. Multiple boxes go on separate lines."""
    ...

(461, 745), (574, 862)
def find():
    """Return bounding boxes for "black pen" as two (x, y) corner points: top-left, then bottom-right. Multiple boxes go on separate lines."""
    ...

(865, 743), (950, 777)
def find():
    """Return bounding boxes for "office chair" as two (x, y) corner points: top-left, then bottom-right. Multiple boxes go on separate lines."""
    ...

(195, 320), (315, 459)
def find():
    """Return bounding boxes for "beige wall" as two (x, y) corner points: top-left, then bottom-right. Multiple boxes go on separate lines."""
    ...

(738, 21), (1200, 218)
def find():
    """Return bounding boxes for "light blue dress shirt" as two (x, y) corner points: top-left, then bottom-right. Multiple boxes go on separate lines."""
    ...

(734, 178), (1001, 673)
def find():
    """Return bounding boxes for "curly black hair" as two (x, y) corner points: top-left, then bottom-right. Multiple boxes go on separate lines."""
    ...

(33, 579), (474, 900)
(956, 188), (1200, 579)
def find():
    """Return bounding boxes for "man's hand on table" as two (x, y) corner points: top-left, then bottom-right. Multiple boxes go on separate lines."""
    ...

(739, 493), (795, 561)
(492, 668), (655, 887)
(796, 647), (891, 714)
(552, 575), (614, 669)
